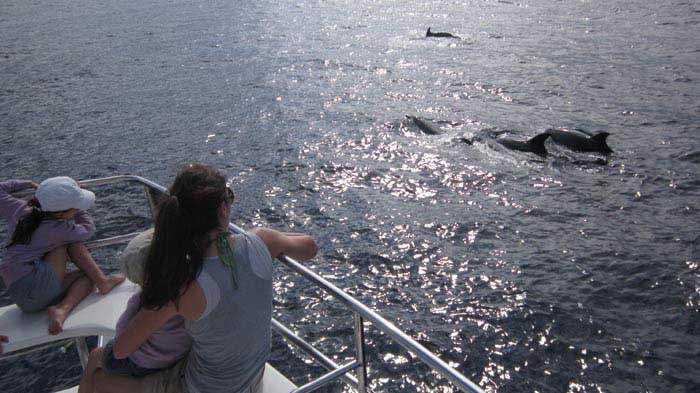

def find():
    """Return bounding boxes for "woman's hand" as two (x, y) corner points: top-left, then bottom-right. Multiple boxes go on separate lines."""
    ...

(0, 335), (8, 353)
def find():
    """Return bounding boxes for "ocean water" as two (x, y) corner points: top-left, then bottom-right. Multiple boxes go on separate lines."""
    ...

(1, 0), (699, 392)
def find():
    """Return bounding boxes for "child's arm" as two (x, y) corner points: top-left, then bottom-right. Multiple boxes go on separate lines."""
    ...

(0, 180), (37, 222)
(112, 303), (178, 360)
(113, 279), (208, 357)
(57, 210), (97, 243)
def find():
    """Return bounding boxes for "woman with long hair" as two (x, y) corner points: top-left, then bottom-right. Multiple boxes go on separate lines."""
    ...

(84, 163), (318, 393)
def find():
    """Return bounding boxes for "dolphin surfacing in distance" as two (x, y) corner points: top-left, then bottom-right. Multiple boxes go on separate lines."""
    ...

(546, 128), (613, 154)
(496, 133), (550, 157)
(426, 27), (459, 39)
(406, 115), (444, 135)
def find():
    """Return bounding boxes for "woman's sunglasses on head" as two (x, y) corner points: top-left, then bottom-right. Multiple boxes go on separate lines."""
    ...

(225, 186), (235, 204)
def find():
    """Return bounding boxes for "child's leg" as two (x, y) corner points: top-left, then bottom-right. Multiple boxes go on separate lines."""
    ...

(78, 347), (105, 393)
(47, 275), (94, 334)
(62, 270), (86, 290)
(42, 246), (95, 334)
(67, 243), (125, 294)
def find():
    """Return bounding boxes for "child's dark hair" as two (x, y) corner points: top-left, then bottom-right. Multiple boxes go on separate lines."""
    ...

(140, 164), (229, 310)
(6, 198), (59, 248)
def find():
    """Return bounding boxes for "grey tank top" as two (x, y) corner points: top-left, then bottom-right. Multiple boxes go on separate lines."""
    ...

(184, 232), (273, 393)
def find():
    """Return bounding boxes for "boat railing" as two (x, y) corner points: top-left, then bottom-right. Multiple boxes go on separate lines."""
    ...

(6, 175), (484, 393)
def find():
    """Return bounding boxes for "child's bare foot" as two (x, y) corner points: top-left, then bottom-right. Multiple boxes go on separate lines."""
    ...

(96, 273), (126, 294)
(47, 306), (68, 335)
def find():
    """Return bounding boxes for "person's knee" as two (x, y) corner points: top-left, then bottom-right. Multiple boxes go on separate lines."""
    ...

(89, 347), (101, 359)
(87, 347), (104, 370)
(90, 347), (105, 359)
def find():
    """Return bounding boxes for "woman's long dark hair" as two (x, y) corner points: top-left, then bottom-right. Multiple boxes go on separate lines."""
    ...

(6, 198), (57, 248)
(140, 164), (229, 310)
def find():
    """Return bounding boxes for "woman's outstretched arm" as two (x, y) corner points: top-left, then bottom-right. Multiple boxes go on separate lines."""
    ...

(250, 228), (319, 261)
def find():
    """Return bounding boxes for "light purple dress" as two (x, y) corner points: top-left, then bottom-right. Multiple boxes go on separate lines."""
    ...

(116, 292), (192, 369)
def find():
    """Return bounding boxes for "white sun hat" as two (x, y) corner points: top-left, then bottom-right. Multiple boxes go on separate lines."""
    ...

(35, 176), (96, 212)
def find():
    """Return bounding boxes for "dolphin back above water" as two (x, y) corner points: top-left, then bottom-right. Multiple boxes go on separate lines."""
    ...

(406, 115), (444, 135)
(426, 27), (459, 39)
(496, 133), (550, 157)
(546, 128), (613, 154)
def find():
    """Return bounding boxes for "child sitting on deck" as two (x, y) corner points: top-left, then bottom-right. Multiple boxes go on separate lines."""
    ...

(0, 177), (125, 334)
(78, 229), (192, 393)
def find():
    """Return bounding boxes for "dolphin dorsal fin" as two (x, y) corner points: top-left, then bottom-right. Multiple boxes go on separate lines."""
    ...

(527, 133), (550, 156)
(528, 133), (550, 147)
(591, 132), (610, 142)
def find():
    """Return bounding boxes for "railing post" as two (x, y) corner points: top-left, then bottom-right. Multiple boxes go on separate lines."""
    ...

(353, 312), (368, 393)
(75, 337), (89, 371)
(143, 186), (160, 219)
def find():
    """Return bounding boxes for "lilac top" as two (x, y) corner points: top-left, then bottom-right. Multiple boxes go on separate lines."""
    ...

(116, 292), (192, 369)
(0, 180), (96, 286)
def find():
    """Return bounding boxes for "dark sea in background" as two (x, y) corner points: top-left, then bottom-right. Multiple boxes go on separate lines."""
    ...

(1, 0), (699, 392)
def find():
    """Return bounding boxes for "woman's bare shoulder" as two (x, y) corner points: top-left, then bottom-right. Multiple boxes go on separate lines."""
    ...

(178, 279), (207, 321)
(248, 227), (268, 236)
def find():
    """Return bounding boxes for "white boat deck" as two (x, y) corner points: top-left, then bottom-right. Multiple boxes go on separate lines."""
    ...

(0, 281), (137, 353)
(0, 280), (295, 393)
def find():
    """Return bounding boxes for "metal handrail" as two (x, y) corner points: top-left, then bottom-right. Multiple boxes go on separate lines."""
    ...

(293, 361), (361, 393)
(271, 318), (359, 388)
(275, 255), (483, 392)
(41, 175), (483, 393)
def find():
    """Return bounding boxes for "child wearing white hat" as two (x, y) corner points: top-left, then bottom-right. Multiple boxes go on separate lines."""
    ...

(0, 177), (125, 334)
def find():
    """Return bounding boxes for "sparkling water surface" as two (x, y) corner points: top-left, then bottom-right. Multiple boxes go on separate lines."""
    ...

(1, 0), (699, 392)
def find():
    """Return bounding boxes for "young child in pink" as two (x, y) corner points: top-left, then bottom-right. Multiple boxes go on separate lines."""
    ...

(0, 177), (124, 334)
(78, 229), (191, 392)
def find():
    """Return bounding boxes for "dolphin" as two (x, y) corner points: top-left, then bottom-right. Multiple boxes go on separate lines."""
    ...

(426, 27), (459, 39)
(406, 115), (443, 135)
(496, 133), (550, 157)
(570, 128), (596, 137)
(458, 137), (474, 145)
(546, 128), (613, 154)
